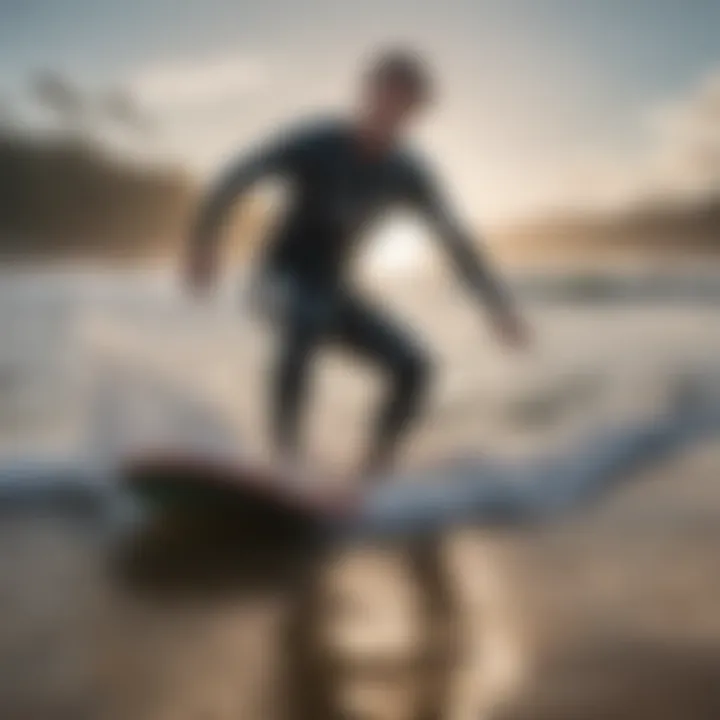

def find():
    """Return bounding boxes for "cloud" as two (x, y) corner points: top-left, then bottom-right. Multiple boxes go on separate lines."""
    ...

(551, 68), (720, 214)
(128, 52), (271, 113)
(648, 70), (720, 198)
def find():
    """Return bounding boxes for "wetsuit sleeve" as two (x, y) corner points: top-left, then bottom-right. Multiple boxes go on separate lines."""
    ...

(189, 126), (311, 254)
(406, 161), (513, 316)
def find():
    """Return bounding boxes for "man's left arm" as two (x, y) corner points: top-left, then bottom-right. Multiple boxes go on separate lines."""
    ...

(408, 162), (530, 348)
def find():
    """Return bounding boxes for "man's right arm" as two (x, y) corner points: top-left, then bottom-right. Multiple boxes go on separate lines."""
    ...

(186, 127), (309, 292)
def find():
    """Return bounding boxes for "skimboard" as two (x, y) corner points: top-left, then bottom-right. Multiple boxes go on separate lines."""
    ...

(121, 449), (359, 527)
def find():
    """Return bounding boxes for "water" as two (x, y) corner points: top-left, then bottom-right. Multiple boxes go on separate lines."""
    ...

(3, 265), (720, 461)
(1, 265), (719, 720)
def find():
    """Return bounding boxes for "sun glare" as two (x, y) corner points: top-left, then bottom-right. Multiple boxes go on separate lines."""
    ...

(365, 220), (429, 275)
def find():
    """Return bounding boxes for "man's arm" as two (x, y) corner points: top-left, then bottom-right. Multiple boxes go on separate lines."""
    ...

(408, 161), (529, 347)
(427, 206), (512, 317)
(186, 128), (306, 292)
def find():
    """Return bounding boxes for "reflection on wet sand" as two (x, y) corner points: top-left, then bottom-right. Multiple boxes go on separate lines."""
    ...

(0, 498), (522, 720)
(107, 509), (491, 720)
(1, 442), (720, 719)
(1, 272), (720, 719)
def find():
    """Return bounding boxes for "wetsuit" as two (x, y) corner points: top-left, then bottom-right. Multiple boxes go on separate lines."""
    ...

(191, 117), (511, 468)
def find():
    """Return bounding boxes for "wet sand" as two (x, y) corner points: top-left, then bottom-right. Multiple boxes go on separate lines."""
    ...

(0, 271), (719, 719)
(0, 440), (717, 719)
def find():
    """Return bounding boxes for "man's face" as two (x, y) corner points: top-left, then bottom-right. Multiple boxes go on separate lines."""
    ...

(364, 78), (427, 141)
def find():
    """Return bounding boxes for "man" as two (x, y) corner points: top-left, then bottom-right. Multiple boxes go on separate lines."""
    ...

(186, 48), (530, 478)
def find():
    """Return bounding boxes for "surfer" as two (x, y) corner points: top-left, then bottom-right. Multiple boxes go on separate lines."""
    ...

(185, 48), (531, 478)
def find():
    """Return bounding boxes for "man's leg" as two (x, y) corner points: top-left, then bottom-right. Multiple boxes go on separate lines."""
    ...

(271, 282), (331, 460)
(335, 295), (433, 477)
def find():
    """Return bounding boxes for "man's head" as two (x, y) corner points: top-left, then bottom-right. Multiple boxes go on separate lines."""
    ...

(359, 48), (433, 145)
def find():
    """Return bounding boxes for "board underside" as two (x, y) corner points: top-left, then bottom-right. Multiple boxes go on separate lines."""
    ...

(121, 451), (352, 527)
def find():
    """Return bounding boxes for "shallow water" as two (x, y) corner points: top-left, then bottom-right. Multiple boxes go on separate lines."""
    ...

(1, 267), (720, 719)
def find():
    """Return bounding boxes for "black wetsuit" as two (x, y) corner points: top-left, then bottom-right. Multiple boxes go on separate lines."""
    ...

(192, 117), (510, 467)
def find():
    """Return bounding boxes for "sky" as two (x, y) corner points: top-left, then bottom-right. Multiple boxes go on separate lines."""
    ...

(1, 0), (719, 223)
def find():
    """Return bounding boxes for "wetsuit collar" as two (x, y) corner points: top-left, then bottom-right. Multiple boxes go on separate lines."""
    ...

(352, 119), (398, 162)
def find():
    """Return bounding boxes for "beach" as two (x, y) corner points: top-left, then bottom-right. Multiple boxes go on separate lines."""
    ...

(0, 266), (719, 719)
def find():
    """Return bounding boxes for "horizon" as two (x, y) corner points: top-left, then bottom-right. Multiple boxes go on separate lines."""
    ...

(1, 0), (718, 226)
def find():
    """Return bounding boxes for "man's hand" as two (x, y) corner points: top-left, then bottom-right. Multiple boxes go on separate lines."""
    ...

(491, 310), (532, 351)
(184, 247), (216, 297)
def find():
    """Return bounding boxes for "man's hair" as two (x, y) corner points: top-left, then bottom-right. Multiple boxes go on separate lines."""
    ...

(366, 48), (433, 102)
